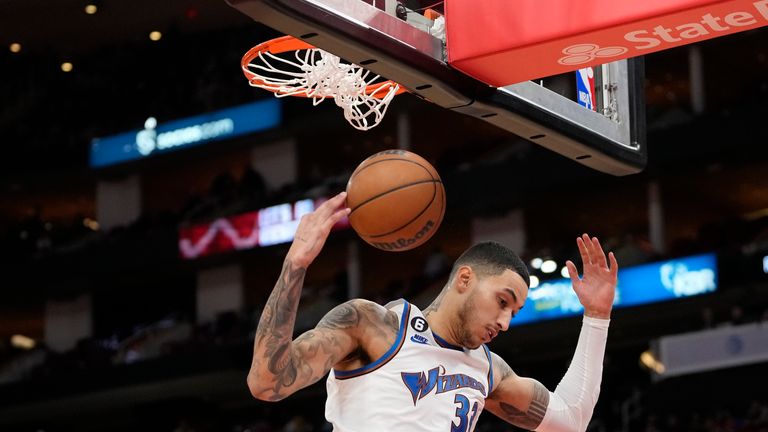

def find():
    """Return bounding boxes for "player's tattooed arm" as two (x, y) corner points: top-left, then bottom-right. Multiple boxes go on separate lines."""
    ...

(248, 260), (362, 401)
(484, 352), (550, 430)
(248, 272), (395, 402)
(248, 192), (355, 401)
(492, 381), (550, 430)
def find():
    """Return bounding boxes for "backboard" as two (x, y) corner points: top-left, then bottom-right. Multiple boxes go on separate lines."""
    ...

(226, 0), (646, 176)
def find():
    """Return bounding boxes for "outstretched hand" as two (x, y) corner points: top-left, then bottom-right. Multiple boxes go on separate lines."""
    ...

(286, 191), (350, 269)
(565, 234), (619, 319)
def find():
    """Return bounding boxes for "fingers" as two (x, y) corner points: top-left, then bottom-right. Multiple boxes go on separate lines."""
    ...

(565, 260), (580, 286)
(314, 191), (349, 221)
(608, 251), (619, 277)
(576, 235), (592, 266)
(323, 207), (351, 232)
(591, 236), (608, 268)
(578, 233), (612, 269)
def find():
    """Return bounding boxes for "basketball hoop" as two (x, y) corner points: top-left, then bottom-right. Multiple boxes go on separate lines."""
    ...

(241, 35), (406, 131)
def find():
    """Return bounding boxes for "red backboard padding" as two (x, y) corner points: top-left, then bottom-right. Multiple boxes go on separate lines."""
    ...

(446, 0), (768, 86)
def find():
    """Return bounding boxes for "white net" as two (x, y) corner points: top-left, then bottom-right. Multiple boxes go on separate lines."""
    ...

(243, 46), (401, 131)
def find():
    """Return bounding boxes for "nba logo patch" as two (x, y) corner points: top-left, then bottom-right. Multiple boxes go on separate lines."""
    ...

(576, 67), (596, 111)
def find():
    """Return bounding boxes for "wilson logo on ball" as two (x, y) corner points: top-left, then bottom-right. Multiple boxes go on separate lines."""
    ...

(371, 220), (436, 251)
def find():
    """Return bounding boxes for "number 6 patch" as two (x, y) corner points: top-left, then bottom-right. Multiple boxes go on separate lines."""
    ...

(410, 316), (428, 332)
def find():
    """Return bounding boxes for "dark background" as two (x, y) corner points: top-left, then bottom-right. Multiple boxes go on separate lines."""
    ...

(1, 1), (767, 431)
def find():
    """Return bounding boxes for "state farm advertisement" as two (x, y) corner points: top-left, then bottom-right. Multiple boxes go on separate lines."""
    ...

(447, 0), (768, 86)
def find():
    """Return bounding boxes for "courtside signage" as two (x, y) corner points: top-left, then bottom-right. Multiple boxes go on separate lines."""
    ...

(90, 99), (281, 168)
(510, 253), (718, 326)
(447, 0), (768, 86)
(763, 255), (768, 273)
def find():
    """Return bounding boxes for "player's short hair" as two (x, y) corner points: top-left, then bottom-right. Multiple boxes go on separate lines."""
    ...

(449, 241), (530, 287)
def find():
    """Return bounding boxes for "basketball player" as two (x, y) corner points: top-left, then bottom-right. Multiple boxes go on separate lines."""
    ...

(248, 191), (618, 431)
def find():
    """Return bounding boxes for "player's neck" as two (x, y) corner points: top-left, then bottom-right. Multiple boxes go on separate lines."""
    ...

(424, 306), (463, 348)
(422, 285), (448, 318)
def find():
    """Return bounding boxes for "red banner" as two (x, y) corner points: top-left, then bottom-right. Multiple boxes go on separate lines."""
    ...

(446, 0), (768, 86)
(178, 198), (349, 259)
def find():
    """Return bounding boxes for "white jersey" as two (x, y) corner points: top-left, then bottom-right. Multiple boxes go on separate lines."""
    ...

(325, 300), (494, 432)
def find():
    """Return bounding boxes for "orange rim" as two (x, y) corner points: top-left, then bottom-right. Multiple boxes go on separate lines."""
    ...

(241, 35), (406, 99)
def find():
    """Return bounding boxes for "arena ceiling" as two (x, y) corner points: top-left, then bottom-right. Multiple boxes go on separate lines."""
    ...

(0, 0), (250, 55)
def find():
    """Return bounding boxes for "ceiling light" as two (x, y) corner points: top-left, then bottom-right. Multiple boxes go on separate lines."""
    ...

(11, 334), (36, 350)
(83, 218), (99, 231)
(639, 350), (666, 374)
(61, 62), (73, 72)
(84, 4), (98, 14)
(530, 257), (543, 269)
(541, 259), (557, 274)
(9, 43), (21, 53)
(560, 266), (570, 278)
(529, 275), (540, 288)
(149, 31), (162, 41)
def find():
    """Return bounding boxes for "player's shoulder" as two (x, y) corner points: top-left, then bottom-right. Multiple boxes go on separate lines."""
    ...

(490, 350), (515, 378)
(343, 297), (383, 312)
(344, 298), (400, 333)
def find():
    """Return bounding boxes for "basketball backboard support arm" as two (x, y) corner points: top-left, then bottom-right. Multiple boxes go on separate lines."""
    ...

(227, 0), (647, 175)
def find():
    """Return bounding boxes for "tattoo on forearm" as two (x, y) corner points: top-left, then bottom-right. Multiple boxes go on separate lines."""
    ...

(498, 382), (550, 430)
(252, 259), (307, 398)
(256, 260), (306, 341)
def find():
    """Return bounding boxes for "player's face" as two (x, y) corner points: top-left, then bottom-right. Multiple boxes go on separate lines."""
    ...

(457, 269), (528, 349)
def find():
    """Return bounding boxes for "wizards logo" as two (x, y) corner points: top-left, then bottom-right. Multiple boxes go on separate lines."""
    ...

(400, 366), (486, 405)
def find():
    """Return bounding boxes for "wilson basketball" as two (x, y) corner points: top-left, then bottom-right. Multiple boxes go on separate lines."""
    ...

(346, 149), (445, 252)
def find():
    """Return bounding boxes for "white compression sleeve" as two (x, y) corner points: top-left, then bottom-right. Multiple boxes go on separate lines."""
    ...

(536, 316), (610, 432)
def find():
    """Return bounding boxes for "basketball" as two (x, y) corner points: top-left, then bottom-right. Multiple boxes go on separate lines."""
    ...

(346, 149), (445, 252)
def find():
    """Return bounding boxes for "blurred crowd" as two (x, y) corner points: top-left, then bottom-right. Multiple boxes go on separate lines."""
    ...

(1, 25), (261, 173)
